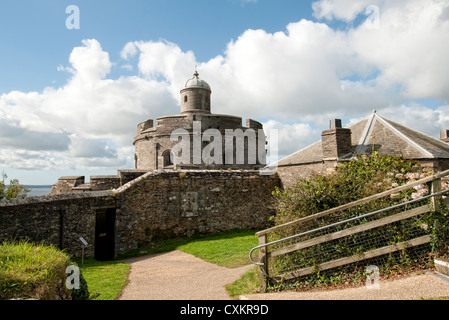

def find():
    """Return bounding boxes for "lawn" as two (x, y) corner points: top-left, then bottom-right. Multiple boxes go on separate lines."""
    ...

(75, 258), (130, 300)
(117, 228), (260, 268)
(80, 228), (261, 299)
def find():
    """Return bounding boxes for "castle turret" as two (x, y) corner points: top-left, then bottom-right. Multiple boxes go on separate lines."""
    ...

(133, 71), (265, 171)
(180, 71), (211, 114)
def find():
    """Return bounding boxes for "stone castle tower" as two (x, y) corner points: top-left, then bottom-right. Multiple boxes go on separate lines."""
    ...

(133, 71), (266, 171)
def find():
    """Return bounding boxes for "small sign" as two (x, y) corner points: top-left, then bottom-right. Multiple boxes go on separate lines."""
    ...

(79, 237), (88, 246)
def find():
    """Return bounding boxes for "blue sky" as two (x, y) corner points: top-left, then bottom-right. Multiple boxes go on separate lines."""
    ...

(0, 0), (313, 93)
(1, 0), (449, 185)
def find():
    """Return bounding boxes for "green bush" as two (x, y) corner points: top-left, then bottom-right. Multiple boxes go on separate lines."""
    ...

(272, 152), (423, 226)
(268, 153), (434, 287)
(69, 266), (90, 300)
(425, 199), (449, 258)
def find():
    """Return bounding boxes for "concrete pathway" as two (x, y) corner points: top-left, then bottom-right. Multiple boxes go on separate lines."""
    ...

(118, 250), (253, 300)
(117, 250), (449, 300)
(240, 271), (449, 300)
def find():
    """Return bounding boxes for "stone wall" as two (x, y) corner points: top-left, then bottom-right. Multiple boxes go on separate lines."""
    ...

(0, 170), (281, 258)
(113, 170), (281, 255)
(275, 161), (338, 189)
(0, 192), (115, 258)
(50, 176), (85, 194)
(50, 170), (148, 194)
(134, 112), (266, 171)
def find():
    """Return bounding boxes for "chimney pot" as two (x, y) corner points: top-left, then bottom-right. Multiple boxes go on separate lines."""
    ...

(440, 130), (449, 143)
(330, 119), (342, 129)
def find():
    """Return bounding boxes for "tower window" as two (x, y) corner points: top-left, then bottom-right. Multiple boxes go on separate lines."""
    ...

(162, 149), (174, 167)
(184, 96), (188, 103)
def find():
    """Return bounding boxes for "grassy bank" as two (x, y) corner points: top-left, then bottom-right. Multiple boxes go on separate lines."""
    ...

(0, 241), (71, 300)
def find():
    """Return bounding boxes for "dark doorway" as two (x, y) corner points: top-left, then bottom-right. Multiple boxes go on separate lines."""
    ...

(95, 208), (116, 261)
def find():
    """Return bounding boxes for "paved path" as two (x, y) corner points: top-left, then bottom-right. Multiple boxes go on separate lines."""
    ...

(118, 250), (253, 300)
(117, 250), (449, 300)
(240, 271), (449, 300)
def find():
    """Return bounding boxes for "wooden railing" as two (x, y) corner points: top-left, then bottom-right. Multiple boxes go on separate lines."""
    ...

(250, 169), (449, 289)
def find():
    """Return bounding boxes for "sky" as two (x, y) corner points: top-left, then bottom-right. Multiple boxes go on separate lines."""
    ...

(1, 0), (449, 185)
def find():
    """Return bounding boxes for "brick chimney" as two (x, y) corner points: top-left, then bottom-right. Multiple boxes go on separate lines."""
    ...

(321, 119), (352, 160)
(440, 130), (449, 143)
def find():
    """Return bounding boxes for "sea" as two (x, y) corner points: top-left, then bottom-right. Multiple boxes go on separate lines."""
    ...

(24, 185), (53, 197)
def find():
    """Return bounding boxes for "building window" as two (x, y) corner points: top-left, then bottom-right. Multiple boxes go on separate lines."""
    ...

(162, 149), (174, 167)
(184, 95), (188, 103)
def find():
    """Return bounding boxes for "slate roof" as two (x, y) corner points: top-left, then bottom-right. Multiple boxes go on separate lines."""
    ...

(274, 111), (449, 167)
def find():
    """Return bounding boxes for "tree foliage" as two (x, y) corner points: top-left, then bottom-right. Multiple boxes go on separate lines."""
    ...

(0, 171), (30, 200)
(272, 153), (423, 226)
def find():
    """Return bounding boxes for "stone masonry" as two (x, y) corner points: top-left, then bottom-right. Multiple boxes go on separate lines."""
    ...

(0, 170), (281, 258)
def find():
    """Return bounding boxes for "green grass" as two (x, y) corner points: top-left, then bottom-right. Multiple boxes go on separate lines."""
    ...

(0, 229), (262, 300)
(0, 240), (71, 300)
(175, 229), (260, 268)
(74, 258), (130, 300)
(225, 267), (260, 298)
(118, 228), (260, 268)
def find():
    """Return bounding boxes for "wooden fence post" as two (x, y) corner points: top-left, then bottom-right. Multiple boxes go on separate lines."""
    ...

(431, 178), (442, 212)
(258, 233), (268, 291)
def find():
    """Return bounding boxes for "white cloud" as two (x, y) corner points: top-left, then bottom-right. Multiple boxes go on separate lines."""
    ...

(376, 104), (449, 139)
(0, 149), (73, 171)
(263, 120), (320, 158)
(121, 40), (197, 98)
(2, 0), (449, 181)
(0, 39), (177, 173)
(312, 0), (373, 22)
(68, 39), (111, 83)
(345, 0), (449, 101)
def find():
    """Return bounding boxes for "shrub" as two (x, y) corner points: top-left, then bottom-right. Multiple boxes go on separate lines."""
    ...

(268, 153), (435, 287)
(272, 153), (423, 226)
(69, 266), (90, 300)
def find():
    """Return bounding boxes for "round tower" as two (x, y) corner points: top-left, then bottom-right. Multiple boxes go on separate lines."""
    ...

(180, 71), (211, 114)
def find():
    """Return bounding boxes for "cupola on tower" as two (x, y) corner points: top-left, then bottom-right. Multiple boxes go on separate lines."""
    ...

(180, 71), (211, 114)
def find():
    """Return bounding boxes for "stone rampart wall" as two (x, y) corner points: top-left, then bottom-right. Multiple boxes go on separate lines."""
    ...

(0, 170), (281, 258)
(113, 170), (281, 255)
(0, 192), (115, 258)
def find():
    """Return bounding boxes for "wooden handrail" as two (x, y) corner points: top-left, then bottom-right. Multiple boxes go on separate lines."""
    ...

(267, 205), (430, 259)
(256, 169), (449, 237)
(272, 235), (431, 282)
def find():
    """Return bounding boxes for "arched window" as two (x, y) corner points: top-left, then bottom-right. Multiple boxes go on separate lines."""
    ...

(184, 95), (188, 103)
(162, 149), (174, 167)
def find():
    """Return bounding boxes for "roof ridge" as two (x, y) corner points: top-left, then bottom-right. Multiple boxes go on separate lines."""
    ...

(355, 112), (377, 154)
(375, 114), (434, 158)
